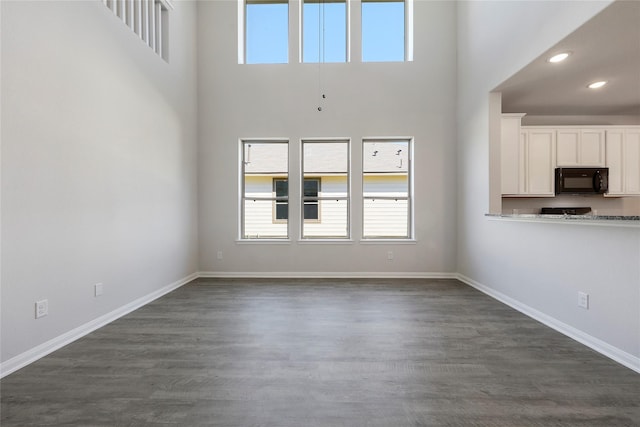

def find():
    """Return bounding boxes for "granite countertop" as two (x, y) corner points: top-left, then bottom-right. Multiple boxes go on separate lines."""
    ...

(486, 213), (640, 227)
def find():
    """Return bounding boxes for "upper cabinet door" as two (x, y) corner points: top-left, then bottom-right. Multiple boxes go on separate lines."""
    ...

(606, 130), (624, 195)
(556, 129), (580, 166)
(580, 129), (606, 166)
(526, 129), (556, 196)
(605, 128), (640, 196)
(557, 128), (605, 167)
(624, 129), (640, 195)
(500, 114), (525, 195)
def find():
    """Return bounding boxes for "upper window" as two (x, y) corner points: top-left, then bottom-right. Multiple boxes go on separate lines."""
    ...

(361, 0), (405, 62)
(241, 141), (289, 239)
(302, 140), (349, 239)
(362, 139), (412, 238)
(302, 0), (347, 63)
(245, 0), (289, 64)
(103, 0), (171, 61)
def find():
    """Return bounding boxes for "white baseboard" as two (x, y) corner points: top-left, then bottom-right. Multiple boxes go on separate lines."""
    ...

(0, 272), (199, 379)
(456, 273), (640, 374)
(197, 271), (458, 279)
(4, 271), (637, 377)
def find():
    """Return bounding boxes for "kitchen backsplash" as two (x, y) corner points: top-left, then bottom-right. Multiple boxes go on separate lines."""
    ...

(502, 195), (640, 216)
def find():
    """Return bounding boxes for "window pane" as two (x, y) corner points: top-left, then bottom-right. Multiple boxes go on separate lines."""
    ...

(303, 199), (348, 238)
(242, 141), (288, 239)
(303, 0), (347, 63)
(363, 141), (409, 196)
(302, 141), (349, 238)
(246, 1), (288, 64)
(304, 179), (319, 197)
(276, 202), (288, 220)
(363, 199), (408, 238)
(362, 0), (405, 62)
(303, 142), (348, 196)
(274, 179), (288, 197)
(363, 140), (410, 238)
(244, 199), (288, 238)
(304, 203), (319, 220)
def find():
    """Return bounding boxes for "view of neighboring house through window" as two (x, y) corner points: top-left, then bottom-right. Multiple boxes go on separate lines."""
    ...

(245, 0), (289, 64)
(273, 178), (320, 221)
(302, 0), (347, 63)
(361, 0), (405, 62)
(363, 139), (411, 238)
(302, 140), (349, 238)
(241, 140), (289, 239)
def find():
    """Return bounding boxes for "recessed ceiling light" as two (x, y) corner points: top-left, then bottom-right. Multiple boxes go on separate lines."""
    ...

(548, 52), (570, 63)
(588, 81), (607, 89)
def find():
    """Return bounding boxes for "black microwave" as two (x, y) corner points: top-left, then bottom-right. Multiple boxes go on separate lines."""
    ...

(555, 167), (608, 195)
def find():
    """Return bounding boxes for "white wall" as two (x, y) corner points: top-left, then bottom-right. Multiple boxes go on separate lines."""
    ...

(1, 1), (199, 365)
(457, 0), (640, 367)
(197, 0), (458, 275)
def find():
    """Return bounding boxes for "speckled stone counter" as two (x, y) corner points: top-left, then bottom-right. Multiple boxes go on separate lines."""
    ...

(486, 213), (640, 227)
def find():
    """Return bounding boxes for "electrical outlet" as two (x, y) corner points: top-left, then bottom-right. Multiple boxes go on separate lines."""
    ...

(387, 251), (394, 261)
(578, 292), (589, 309)
(217, 251), (223, 260)
(35, 299), (48, 319)
(94, 283), (104, 297)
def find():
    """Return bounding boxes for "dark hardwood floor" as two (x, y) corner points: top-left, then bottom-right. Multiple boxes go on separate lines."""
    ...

(2, 278), (639, 426)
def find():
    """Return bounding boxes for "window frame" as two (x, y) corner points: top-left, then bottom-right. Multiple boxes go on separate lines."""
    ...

(301, 138), (351, 240)
(360, 0), (413, 63)
(300, 0), (349, 63)
(240, 139), (290, 240)
(241, 0), (290, 65)
(361, 138), (414, 240)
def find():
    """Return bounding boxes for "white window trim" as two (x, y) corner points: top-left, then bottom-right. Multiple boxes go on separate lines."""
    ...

(300, 138), (352, 240)
(405, 0), (413, 61)
(239, 138), (291, 241)
(360, 0), (413, 62)
(240, 0), (290, 65)
(361, 137), (414, 240)
(299, 0), (350, 63)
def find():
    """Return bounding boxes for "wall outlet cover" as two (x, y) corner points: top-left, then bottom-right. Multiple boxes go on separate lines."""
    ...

(578, 292), (589, 309)
(35, 299), (48, 319)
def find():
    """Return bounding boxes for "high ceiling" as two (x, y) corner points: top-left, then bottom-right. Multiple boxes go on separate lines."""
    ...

(497, 0), (640, 117)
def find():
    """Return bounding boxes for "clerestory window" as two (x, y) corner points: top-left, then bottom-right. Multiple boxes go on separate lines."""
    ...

(244, 0), (289, 64)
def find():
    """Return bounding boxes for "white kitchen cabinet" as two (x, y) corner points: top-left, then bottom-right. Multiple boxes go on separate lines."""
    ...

(556, 128), (605, 167)
(524, 128), (556, 196)
(500, 114), (526, 195)
(502, 125), (555, 197)
(606, 128), (640, 196)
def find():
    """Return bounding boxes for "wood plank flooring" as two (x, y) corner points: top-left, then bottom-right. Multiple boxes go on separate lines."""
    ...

(2, 278), (639, 426)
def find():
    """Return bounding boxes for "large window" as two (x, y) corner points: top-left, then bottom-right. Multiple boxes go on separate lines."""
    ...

(245, 0), (289, 64)
(361, 0), (405, 62)
(302, 140), (349, 238)
(362, 139), (412, 238)
(302, 0), (347, 63)
(241, 140), (289, 239)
